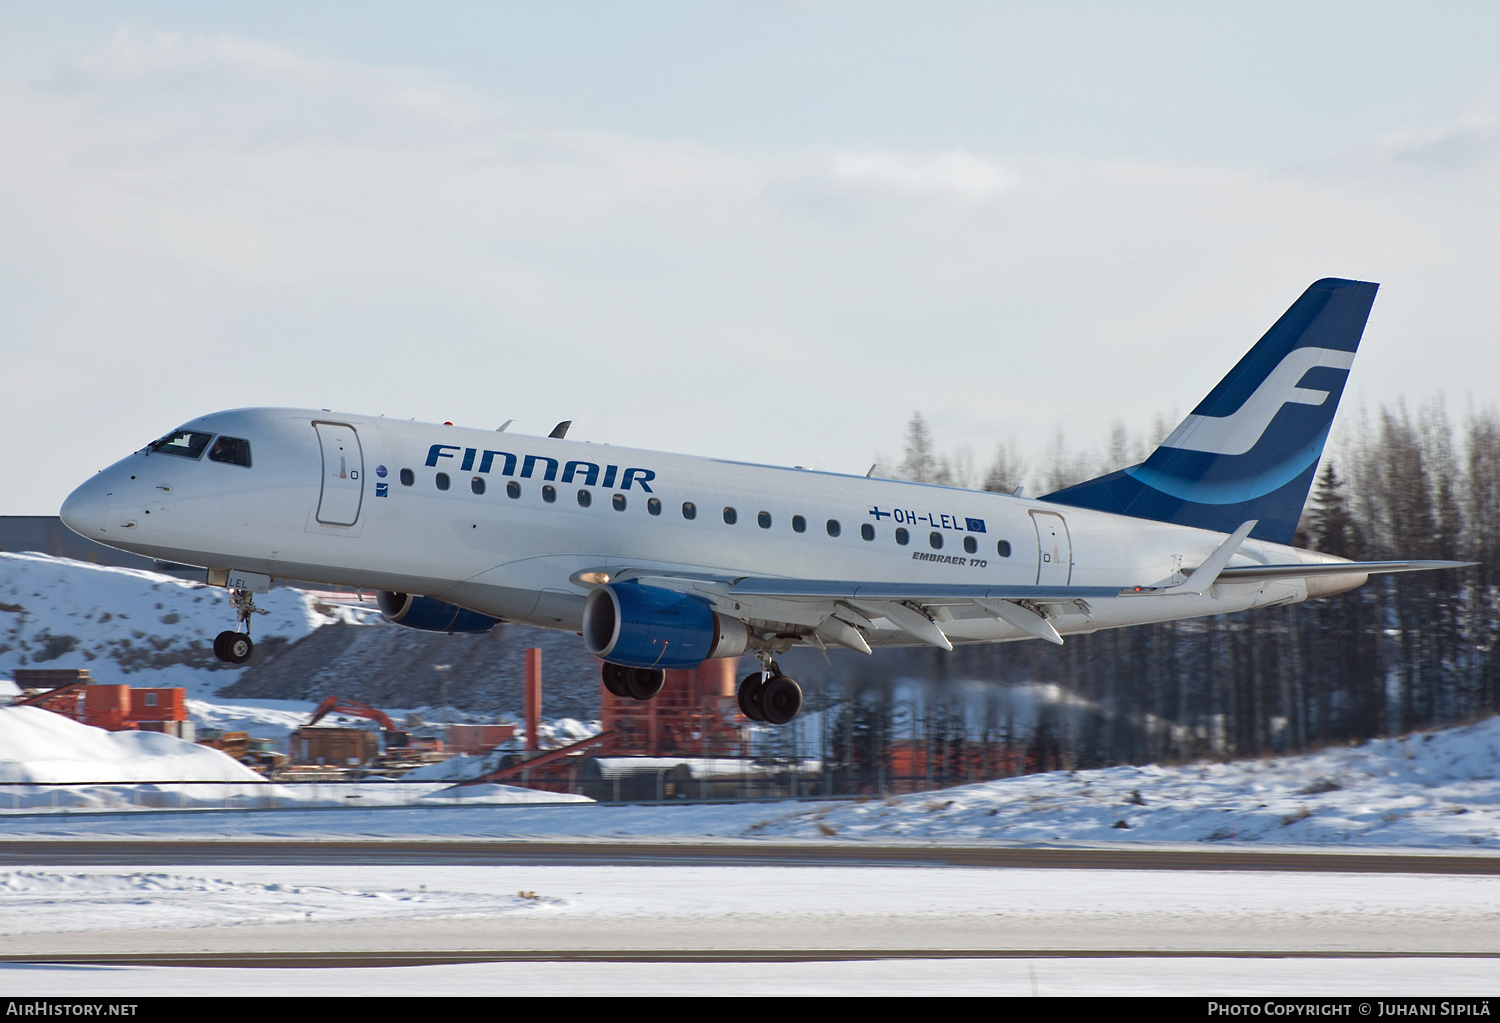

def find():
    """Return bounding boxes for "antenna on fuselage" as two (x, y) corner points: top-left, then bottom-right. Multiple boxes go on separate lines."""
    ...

(496, 420), (513, 432)
(549, 421), (572, 439)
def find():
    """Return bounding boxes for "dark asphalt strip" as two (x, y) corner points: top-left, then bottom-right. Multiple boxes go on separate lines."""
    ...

(3, 950), (1499, 968)
(3, 840), (1500, 873)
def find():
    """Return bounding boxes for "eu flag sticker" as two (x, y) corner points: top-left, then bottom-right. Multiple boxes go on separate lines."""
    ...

(965, 517), (986, 532)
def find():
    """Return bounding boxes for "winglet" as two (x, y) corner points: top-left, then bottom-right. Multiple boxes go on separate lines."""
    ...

(1170, 520), (1257, 594)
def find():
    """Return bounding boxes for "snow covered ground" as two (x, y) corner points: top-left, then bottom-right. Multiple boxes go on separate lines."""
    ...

(6, 957), (1496, 997)
(0, 865), (1496, 995)
(6, 704), (1500, 850)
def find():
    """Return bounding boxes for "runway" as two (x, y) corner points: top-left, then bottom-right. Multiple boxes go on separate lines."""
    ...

(4, 837), (1499, 995)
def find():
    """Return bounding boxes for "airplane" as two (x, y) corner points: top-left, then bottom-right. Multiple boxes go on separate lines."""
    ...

(59, 278), (1469, 726)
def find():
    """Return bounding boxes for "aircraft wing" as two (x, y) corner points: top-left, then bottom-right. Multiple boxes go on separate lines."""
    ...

(608, 557), (1473, 654)
(725, 578), (1122, 601)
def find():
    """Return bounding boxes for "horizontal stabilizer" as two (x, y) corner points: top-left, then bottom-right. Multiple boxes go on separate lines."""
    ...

(1218, 560), (1476, 581)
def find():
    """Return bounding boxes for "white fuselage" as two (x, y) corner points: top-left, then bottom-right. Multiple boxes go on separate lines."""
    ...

(60, 408), (1348, 649)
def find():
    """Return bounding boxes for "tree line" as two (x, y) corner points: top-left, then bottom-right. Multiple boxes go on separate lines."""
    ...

(815, 403), (1500, 779)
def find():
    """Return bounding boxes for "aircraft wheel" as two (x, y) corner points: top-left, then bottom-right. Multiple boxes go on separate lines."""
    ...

(625, 667), (665, 701)
(213, 631), (242, 663)
(760, 675), (802, 725)
(737, 673), (767, 722)
(221, 632), (254, 665)
(601, 662), (631, 698)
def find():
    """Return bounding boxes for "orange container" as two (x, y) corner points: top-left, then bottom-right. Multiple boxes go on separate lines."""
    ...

(130, 688), (187, 721)
(83, 684), (131, 730)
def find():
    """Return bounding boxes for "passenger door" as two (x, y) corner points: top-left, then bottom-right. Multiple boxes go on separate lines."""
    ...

(1031, 511), (1072, 586)
(313, 421), (364, 526)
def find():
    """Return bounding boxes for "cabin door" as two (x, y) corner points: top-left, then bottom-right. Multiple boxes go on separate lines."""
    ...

(314, 421), (364, 526)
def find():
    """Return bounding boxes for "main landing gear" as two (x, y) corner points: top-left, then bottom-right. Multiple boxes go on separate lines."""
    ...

(213, 588), (267, 665)
(601, 662), (666, 701)
(737, 653), (803, 726)
(600, 657), (804, 726)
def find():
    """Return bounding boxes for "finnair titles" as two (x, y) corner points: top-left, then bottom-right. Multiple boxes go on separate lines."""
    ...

(61, 279), (1469, 725)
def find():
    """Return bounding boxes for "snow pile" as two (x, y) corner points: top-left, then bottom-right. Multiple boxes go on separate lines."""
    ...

(187, 698), (319, 739)
(403, 748), (511, 781)
(750, 717), (1500, 847)
(0, 552), (378, 697)
(0, 704), (589, 811)
(420, 782), (591, 805)
(0, 706), (260, 784)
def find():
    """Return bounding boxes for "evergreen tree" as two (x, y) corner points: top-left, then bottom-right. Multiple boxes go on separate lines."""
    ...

(899, 412), (937, 483)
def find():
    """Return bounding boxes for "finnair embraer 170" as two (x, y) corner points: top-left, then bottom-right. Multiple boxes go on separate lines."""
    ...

(60, 279), (1467, 725)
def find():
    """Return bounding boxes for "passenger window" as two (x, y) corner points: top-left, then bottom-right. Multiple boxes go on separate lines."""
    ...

(861, 523), (875, 541)
(757, 511), (771, 529)
(792, 515), (806, 533)
(207, 436), (252, 467)
(996, 540), (1011, 557)
(826, 519), (840, 537)
(400, 468), (415, 487)
(895, 527), (909, 546)
(436, 473), (450, 491)
(542, 485), (556, 503)
(648, 498), (661, 516)
(507, 481), (521, 499)
(149, 430), (214, 460)
(613, 493), (627, 511)
(723, 507), (737, 525)
(929, 531), (943, 550)
(471, 477), (485, 495)
(963, 535), (977, 554)
(578, 489), (592, 507)
(682, 502), (697, 520)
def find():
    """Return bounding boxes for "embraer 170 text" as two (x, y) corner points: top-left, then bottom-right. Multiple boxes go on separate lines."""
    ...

(61, 279), (1469, 725)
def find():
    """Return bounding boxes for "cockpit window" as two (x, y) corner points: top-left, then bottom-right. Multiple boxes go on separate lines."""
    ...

(207, 436), (252, 467)
(149, 430), (214, 460)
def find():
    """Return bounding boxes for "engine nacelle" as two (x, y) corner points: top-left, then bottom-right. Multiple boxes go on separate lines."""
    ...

(582, 583), (747, 669)
(376, 591), (500, 634)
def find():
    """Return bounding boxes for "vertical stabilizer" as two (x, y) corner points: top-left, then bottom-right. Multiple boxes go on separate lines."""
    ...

(1042, 278), (1378, 542)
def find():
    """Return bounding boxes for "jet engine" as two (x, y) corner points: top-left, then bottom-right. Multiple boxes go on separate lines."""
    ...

(582, 582), (747, 669)
(376, 591), (501, 634)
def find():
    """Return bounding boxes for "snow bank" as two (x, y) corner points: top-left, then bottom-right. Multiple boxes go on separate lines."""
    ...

(0, 706), (260, 783)
(420, 782), (591, 805)
(750, 716), (1500, 847)
(187, 698), (318, 739)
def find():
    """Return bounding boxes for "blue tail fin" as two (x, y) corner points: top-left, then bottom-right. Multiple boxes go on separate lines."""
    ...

(1042, 278), (1378, 543)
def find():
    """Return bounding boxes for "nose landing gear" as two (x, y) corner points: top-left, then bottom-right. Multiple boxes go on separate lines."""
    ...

(213, 588), (267, 665)
(737, 654), (803, 725)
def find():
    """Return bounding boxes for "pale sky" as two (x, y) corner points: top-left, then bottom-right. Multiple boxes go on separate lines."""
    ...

(5, 2), (1500, 514)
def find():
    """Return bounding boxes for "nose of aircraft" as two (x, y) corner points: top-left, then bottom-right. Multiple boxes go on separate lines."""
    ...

(60, 474), (111, 539)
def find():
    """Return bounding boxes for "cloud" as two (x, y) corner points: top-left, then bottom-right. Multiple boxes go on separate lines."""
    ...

(829, 149), (1018, 203)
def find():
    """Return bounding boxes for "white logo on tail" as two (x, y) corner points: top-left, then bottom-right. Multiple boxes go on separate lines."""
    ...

(1161, 347), (1356, 456)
